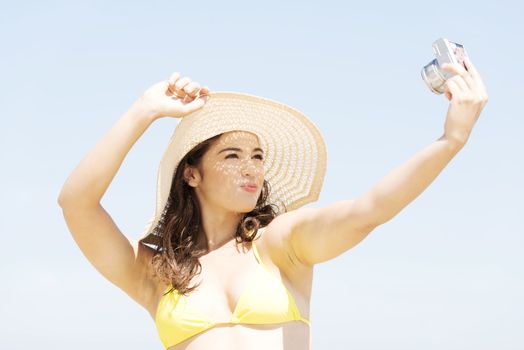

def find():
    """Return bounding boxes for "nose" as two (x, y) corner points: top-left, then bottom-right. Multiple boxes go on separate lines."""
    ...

(241, 159), (262, 177)
(241, 162), (255, 177)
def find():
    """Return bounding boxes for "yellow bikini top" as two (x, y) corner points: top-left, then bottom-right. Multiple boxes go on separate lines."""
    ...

(155, 240), (310, 348)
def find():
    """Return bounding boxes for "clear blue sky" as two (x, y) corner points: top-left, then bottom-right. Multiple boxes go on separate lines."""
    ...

(1, 1), (523, 349)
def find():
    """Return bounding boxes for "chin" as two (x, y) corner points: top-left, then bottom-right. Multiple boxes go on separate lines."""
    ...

(232, 201), (258, 214)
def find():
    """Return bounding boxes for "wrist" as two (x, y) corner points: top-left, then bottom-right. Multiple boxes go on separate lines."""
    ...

(439, 133), (467, 151)
(130, 96), (160, 124)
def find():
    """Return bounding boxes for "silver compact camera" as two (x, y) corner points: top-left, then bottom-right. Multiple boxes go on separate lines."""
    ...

(421, 38), (469, 94)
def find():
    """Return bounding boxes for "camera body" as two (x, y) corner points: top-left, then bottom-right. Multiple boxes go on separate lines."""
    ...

(421, 38), (468, 94)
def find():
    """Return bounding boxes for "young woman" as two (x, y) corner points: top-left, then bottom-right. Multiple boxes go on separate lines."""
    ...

(58, 59), (488, 350)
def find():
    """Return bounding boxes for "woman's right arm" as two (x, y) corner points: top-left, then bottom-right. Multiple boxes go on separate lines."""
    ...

(57, 73), (209, 309)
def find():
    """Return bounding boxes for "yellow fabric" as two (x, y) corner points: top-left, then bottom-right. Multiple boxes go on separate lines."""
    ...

(155, 241), (310, 348)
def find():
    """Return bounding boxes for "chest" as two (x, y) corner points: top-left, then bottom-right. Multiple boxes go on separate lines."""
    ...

(154, 241), (313, 349)
(162, 241), (312, 318)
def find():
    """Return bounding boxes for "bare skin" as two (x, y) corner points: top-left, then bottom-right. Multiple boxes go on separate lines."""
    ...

(57, 72), (315, 349)
(183, 130), (266, 251)
(145, 128), (315, 349)
(58, 59), (488, 349)
(146, 225), (314, 350)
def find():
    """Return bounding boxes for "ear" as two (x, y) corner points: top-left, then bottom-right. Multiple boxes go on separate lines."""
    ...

(183, 165), (201, 187)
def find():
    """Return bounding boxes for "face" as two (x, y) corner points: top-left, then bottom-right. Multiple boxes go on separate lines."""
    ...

(184, 131), (265, 214)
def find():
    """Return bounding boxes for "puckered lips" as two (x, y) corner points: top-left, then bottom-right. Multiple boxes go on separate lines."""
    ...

(240, 183), (258, 192)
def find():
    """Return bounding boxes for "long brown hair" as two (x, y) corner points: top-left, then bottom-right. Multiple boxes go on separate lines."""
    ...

(150, 133), (283, 296)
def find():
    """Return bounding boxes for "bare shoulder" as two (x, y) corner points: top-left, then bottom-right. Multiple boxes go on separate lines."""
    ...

(255, 209), (313, 300)
(256, 208), (312, 273)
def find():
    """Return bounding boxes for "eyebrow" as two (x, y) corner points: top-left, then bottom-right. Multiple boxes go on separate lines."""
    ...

(218, 147), (264, 154)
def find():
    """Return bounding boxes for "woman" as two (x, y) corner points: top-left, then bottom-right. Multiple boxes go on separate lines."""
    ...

(58, 58), (488, 349)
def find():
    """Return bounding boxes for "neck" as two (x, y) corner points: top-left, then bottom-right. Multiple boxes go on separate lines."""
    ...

(196, 206), (243, 252)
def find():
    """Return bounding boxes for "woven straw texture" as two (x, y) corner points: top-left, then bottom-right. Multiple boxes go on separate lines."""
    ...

(139, 91), (327, 246)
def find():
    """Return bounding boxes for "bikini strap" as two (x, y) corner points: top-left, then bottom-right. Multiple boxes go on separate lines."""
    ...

(300, 317), (311, 326)
(252, 241), (312, 327)
(251, 240), (265, 266)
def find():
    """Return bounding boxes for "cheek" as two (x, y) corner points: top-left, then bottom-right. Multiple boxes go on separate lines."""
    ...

(212, 162), (264, 187)
(215, 167), (241, 187)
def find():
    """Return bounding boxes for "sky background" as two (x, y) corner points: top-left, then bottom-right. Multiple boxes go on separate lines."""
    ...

(1, 0), (523, 349)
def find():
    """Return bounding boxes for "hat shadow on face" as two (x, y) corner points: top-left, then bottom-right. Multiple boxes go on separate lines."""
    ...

(142, 131), (282, 295)
(138, 91), (327, 297)
(143, 92), (327, 246)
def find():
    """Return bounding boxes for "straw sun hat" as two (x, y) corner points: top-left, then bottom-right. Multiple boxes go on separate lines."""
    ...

(138, 91), (327, 247)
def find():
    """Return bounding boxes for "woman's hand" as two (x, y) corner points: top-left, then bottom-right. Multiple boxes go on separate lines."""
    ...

(137, 72), (210, 121)
(441, 57), (489, 145)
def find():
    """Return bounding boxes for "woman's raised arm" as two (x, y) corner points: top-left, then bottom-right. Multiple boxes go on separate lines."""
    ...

(278, 58), (489, 266)
(58, 73), (209, 206)
(57, 73), (209, 307)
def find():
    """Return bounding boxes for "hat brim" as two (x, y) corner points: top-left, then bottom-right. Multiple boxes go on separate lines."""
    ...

(138, 91), (327, 247)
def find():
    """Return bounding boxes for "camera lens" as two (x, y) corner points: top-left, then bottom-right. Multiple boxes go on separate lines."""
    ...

(421, 59), (446, 94)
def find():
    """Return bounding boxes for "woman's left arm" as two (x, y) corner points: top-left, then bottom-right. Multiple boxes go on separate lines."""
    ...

(369, 56), (489, 224)
(282, 57), (489, 266)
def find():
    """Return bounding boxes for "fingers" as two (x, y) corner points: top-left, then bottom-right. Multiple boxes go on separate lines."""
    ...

(167, 72), (181, 86)
(166, 72), (210, 100)
(179, 94), (208, 114)
(443, 79), (460, 101)
(463, 56), (480, 80)
(443, 58), (489, 101)
(167, 72), (181, 96)
(441, 57), (488, 106)
(441, 61), (468, 75)
(183, 81), (201, 97)
(464, 57), (488, 98)
(441, 61), (476, 92)
(199, 86), (210, 96)
(174, 77), (191, 92)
